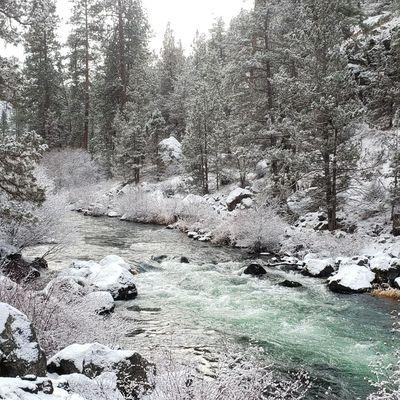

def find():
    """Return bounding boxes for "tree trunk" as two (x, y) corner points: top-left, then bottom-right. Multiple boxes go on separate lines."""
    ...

(82, 0), (90, 150)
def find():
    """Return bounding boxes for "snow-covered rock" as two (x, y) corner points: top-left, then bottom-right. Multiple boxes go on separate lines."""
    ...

(303, 257), (336, 278)
(0, 302), (47, 377)
(43, 276), (88, 298)
(328, 265), (375, 294)
(48, 343), (150, 397)
(295, 212), (328, 230)
(0, 373), (124, 399)
(60, 256), (137, 300)
(158, 136), (182, 172)
(255, 160), (268, 178)
(83, 203), (108, 217)
(369, 254), (400, 271)
(85, 292), (115, 315)
(226, 188), (253, 211)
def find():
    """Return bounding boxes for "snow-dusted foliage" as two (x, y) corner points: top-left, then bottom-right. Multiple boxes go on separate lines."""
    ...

(41, 149), (104, 192)
(141, 351), (310, 400)
(117, 187), (179, 225)
(0, 278), (128, 356)
(214, 205), (288, 252)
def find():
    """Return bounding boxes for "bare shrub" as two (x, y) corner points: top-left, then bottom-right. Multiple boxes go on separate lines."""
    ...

(0, 278), (129, 356)
(213, 206), (288, 253)
(282, 228), (367, 258)
(116, 187), (179, 225)
(41, 148), (104, 192)
(0, 193), (76, 255)
(139, 351), (310, 400)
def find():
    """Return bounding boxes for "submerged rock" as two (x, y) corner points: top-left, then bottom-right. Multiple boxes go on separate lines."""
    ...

(328, 265), (375, 294)
(278, 280), (303, 288)
(243, 263), (267, 277)
(0, 302), (47, 378)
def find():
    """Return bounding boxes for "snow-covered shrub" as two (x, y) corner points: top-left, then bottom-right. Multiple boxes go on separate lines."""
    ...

(175, 195), (219, 232)
(116, 187), (179, 225)
(214, 206), (288, 253)
(282, 229), (367, 258)
(0, 193), (75, 254)
(41, 148), (104, 192)
(0, 279), (128, 356)
(140, 351), (310, 400)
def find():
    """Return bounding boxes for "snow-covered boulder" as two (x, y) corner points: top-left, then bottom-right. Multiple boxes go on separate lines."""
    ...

(61, 256), (137, 300)
(0, 377), (58, 399)
(295, 212), (328, 230)
(369, 254), (400, 286)
(0, 303), (47, 377)
(48, 343), (150, 398)
(303, 257), (336, 278)
(369, 254), (400, 271)
(328, 265), (375, 294)
(255, 160), (268, 178)
(226, 188), (253, 211)
(43, 276), (89, 298)
(83, 203), (108, 217)
(1, 254), (41, 283)
(0, 373), (124, 399)
(158, 136), (182, 173)
(85, 292), (115, 315)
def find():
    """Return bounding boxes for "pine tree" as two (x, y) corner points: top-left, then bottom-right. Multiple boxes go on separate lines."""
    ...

(93, 0), (151, 175)
(146, 109), (167, 173)
(21, 0), (64, 147)
(295, 0), (362, 230)
(183, 27), (229, 193)
(158, 23), (186, 138)
(67, 0), (104, 149)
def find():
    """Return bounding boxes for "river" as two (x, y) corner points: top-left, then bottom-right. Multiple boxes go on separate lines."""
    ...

(27, 213), (399, 399)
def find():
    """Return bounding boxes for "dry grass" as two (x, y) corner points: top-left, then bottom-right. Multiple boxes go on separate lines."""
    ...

(372, 288), (400, 301)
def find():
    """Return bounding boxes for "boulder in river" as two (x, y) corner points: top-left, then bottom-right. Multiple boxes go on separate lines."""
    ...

(328, 265), (375, 294)
(243, 263), (267, 277)
(48, 343), (151, 398)
(278, 280), (303, 288)
(85, 291), (115, 315)
(0, 302), (47, 377)
(61, 256), (137, 301)
(303, 257), (336, 278)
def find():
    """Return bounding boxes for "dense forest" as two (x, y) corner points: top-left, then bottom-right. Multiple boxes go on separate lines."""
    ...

(1, 0), (399, 232)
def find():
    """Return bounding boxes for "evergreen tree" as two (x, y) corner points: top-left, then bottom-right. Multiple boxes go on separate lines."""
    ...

(67, 0), (104, 149)
(294, 0), (362, 230)
(158, 23), (186, 138)
(21, 0), (64, 147)
(93, 0), (151, 175)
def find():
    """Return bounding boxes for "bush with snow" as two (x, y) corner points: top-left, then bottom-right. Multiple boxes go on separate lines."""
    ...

(41, 149), (104, 192)
(0, 278), (129, 357)
(141, 351), (310, 400)
(214, 205), (287, 253)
